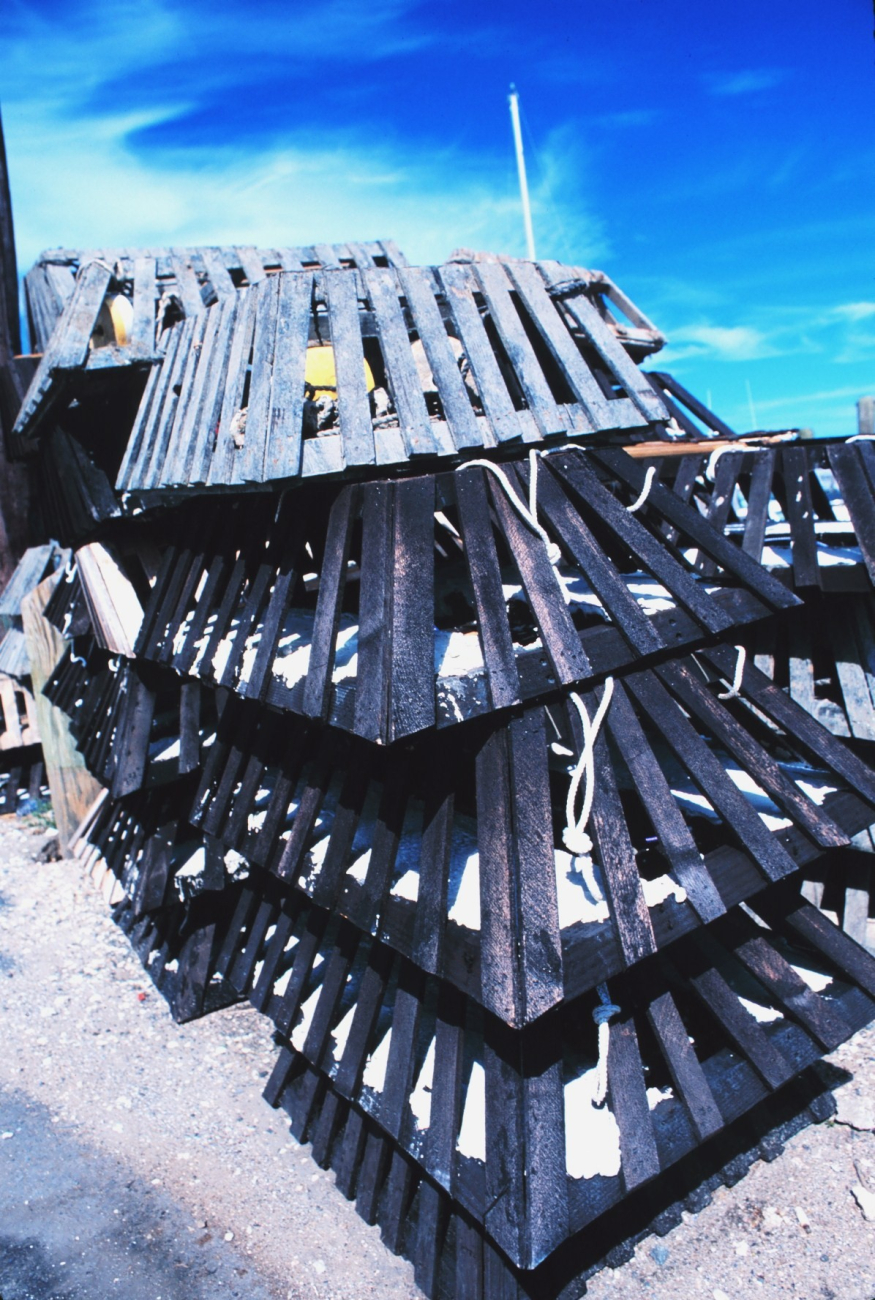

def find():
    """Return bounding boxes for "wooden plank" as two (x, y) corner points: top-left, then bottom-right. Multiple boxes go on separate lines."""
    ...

(587, 706), (657, 965)
(781, 446), (819, 588)
(758, 894), (875, 999)
(411, 773), (454, 975)
(168, 252), (205, 317)
(827, 444), (875, 585)
(649, 371), (737, 439)
(646, 989), (723, 1140)
(742, 449), (776, 561)
(186, 295), (241, 485)
(607, 1014), (660, 1190)
(263, 271), (312, 481)
(534, 458), (664, 657)
(237, 275), (281, 482)
(53, 261), (113, 368)
(130, 257), (157, 353)
(302, 485), (359, 719)
(697, 450), (743, 576)
(685, 949), (796, 1090)
(235, 246), (267, 284)
(21, 572), (102, 850)
(389, 476), (436, 740)
(141, 316), (199, 487)
(209, 287), (259, 485)
(439, 262), (521, 442)
(827, 609), (875, 742)
(164, 299), (225, 485)
(489, 465), (591, 687)
(364, 267), (438, 456)
(454, 466), (521, 710)
(396, 266), (481, 450)
(323, 269), (375, 466)
(199, 247), (237, 302)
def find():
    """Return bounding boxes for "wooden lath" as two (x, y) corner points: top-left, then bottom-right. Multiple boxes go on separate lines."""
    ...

(114, 262), (670, 494)
(119, 448), (798, 742)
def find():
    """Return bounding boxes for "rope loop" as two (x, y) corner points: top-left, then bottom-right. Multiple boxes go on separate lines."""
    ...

(563, 678), (615, 862)
(717, 645), (746, 699)
(107, 656), (120, 674)
(592, 981), (620, 1107)
(69, 652), (87, 668)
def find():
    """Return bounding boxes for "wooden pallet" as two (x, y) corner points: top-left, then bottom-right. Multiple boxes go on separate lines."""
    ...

(113, 261), (671, 494)
(14, 242), (412, 444)
(118, 447), (797, 742)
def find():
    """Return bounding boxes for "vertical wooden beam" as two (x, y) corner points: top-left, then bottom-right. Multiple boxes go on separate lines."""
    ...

(21, 571), (102, 849)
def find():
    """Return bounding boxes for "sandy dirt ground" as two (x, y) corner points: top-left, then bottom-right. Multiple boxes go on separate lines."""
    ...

(1, 817), (874, 1300)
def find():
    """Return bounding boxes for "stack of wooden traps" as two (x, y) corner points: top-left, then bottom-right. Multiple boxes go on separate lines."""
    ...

(12, 243), (875, 1297)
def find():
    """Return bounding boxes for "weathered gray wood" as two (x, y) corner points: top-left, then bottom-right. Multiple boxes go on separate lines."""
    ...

(324, 269), (375, 466)
(365, 267), (437, 457)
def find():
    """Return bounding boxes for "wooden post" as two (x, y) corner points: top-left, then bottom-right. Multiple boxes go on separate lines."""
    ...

(0, 102), (20, 360)
(858, 396), (875, 439)
(21, 570), (102, 849)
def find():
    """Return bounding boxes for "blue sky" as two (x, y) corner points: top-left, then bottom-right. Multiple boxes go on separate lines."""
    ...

(2, 0), (874, 434)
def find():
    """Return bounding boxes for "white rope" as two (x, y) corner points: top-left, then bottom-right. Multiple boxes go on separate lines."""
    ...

(717, 644), (746, 699)
(107, 656), (120, 674)
(848, 434), (875, 442)
(592, 981), (620, 1107)
(563, 677), (615, 858)
(626, 464), (657, 514)
(69, 651), (87, 668)
(460, 458), (561, 565)
(61, 612), (72, 638)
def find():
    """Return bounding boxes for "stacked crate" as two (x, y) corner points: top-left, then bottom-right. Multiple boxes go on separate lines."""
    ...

(13, 246), (875, 1298)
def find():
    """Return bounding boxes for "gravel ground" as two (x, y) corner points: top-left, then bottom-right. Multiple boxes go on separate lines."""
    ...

(1, 817), (874, 1300)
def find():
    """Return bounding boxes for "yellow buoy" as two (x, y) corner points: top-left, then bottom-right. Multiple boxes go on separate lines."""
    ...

(109, 294), (134, 346)
(305, 344), (374, 396)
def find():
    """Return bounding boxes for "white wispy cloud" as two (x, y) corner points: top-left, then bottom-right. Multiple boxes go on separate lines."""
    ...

(705, 69), (787, 96)
(661, 324), (775, 363)
(1, 0), (606, 270)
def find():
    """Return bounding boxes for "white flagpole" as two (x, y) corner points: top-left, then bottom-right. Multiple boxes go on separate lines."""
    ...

(509, 85), (536, 261)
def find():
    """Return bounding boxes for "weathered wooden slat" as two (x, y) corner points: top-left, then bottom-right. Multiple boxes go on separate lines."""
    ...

(365, 267), (438, 457)
(235, 246), (268, 284)
(324, 269), (376, 467)
(646, 989), (723, 1140)
(826, 444), (875, 585)
(539, 261), (667, 423)
(199, 247), (237, 302)
(550, 450), (734, 636)
(389, 476), (436, 740)
(454, 467), (521, 710)
(607, 1014), (661, 1190)
(209, 287), (259, 485)
(505, 259), (615, 428)
(781, 446), (819, 588)
(302, 485), (359, 720)
(130, 257), (157, 353)
(741, 449), (776, 561)
(238, 275), (281, 483)
(53, 261), (113, 369)
(489, 466), (591, 687)
(656, 658), (849, 849)
(353, 482), (393, 742)
(397, 266), (481, 450)
(263, 271), (312, 481)
(168, 252), (205, 317)
(439, 262), (521, 442)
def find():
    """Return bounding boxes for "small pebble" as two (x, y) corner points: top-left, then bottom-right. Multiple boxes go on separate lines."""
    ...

(650, 1245), (669, 1266)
